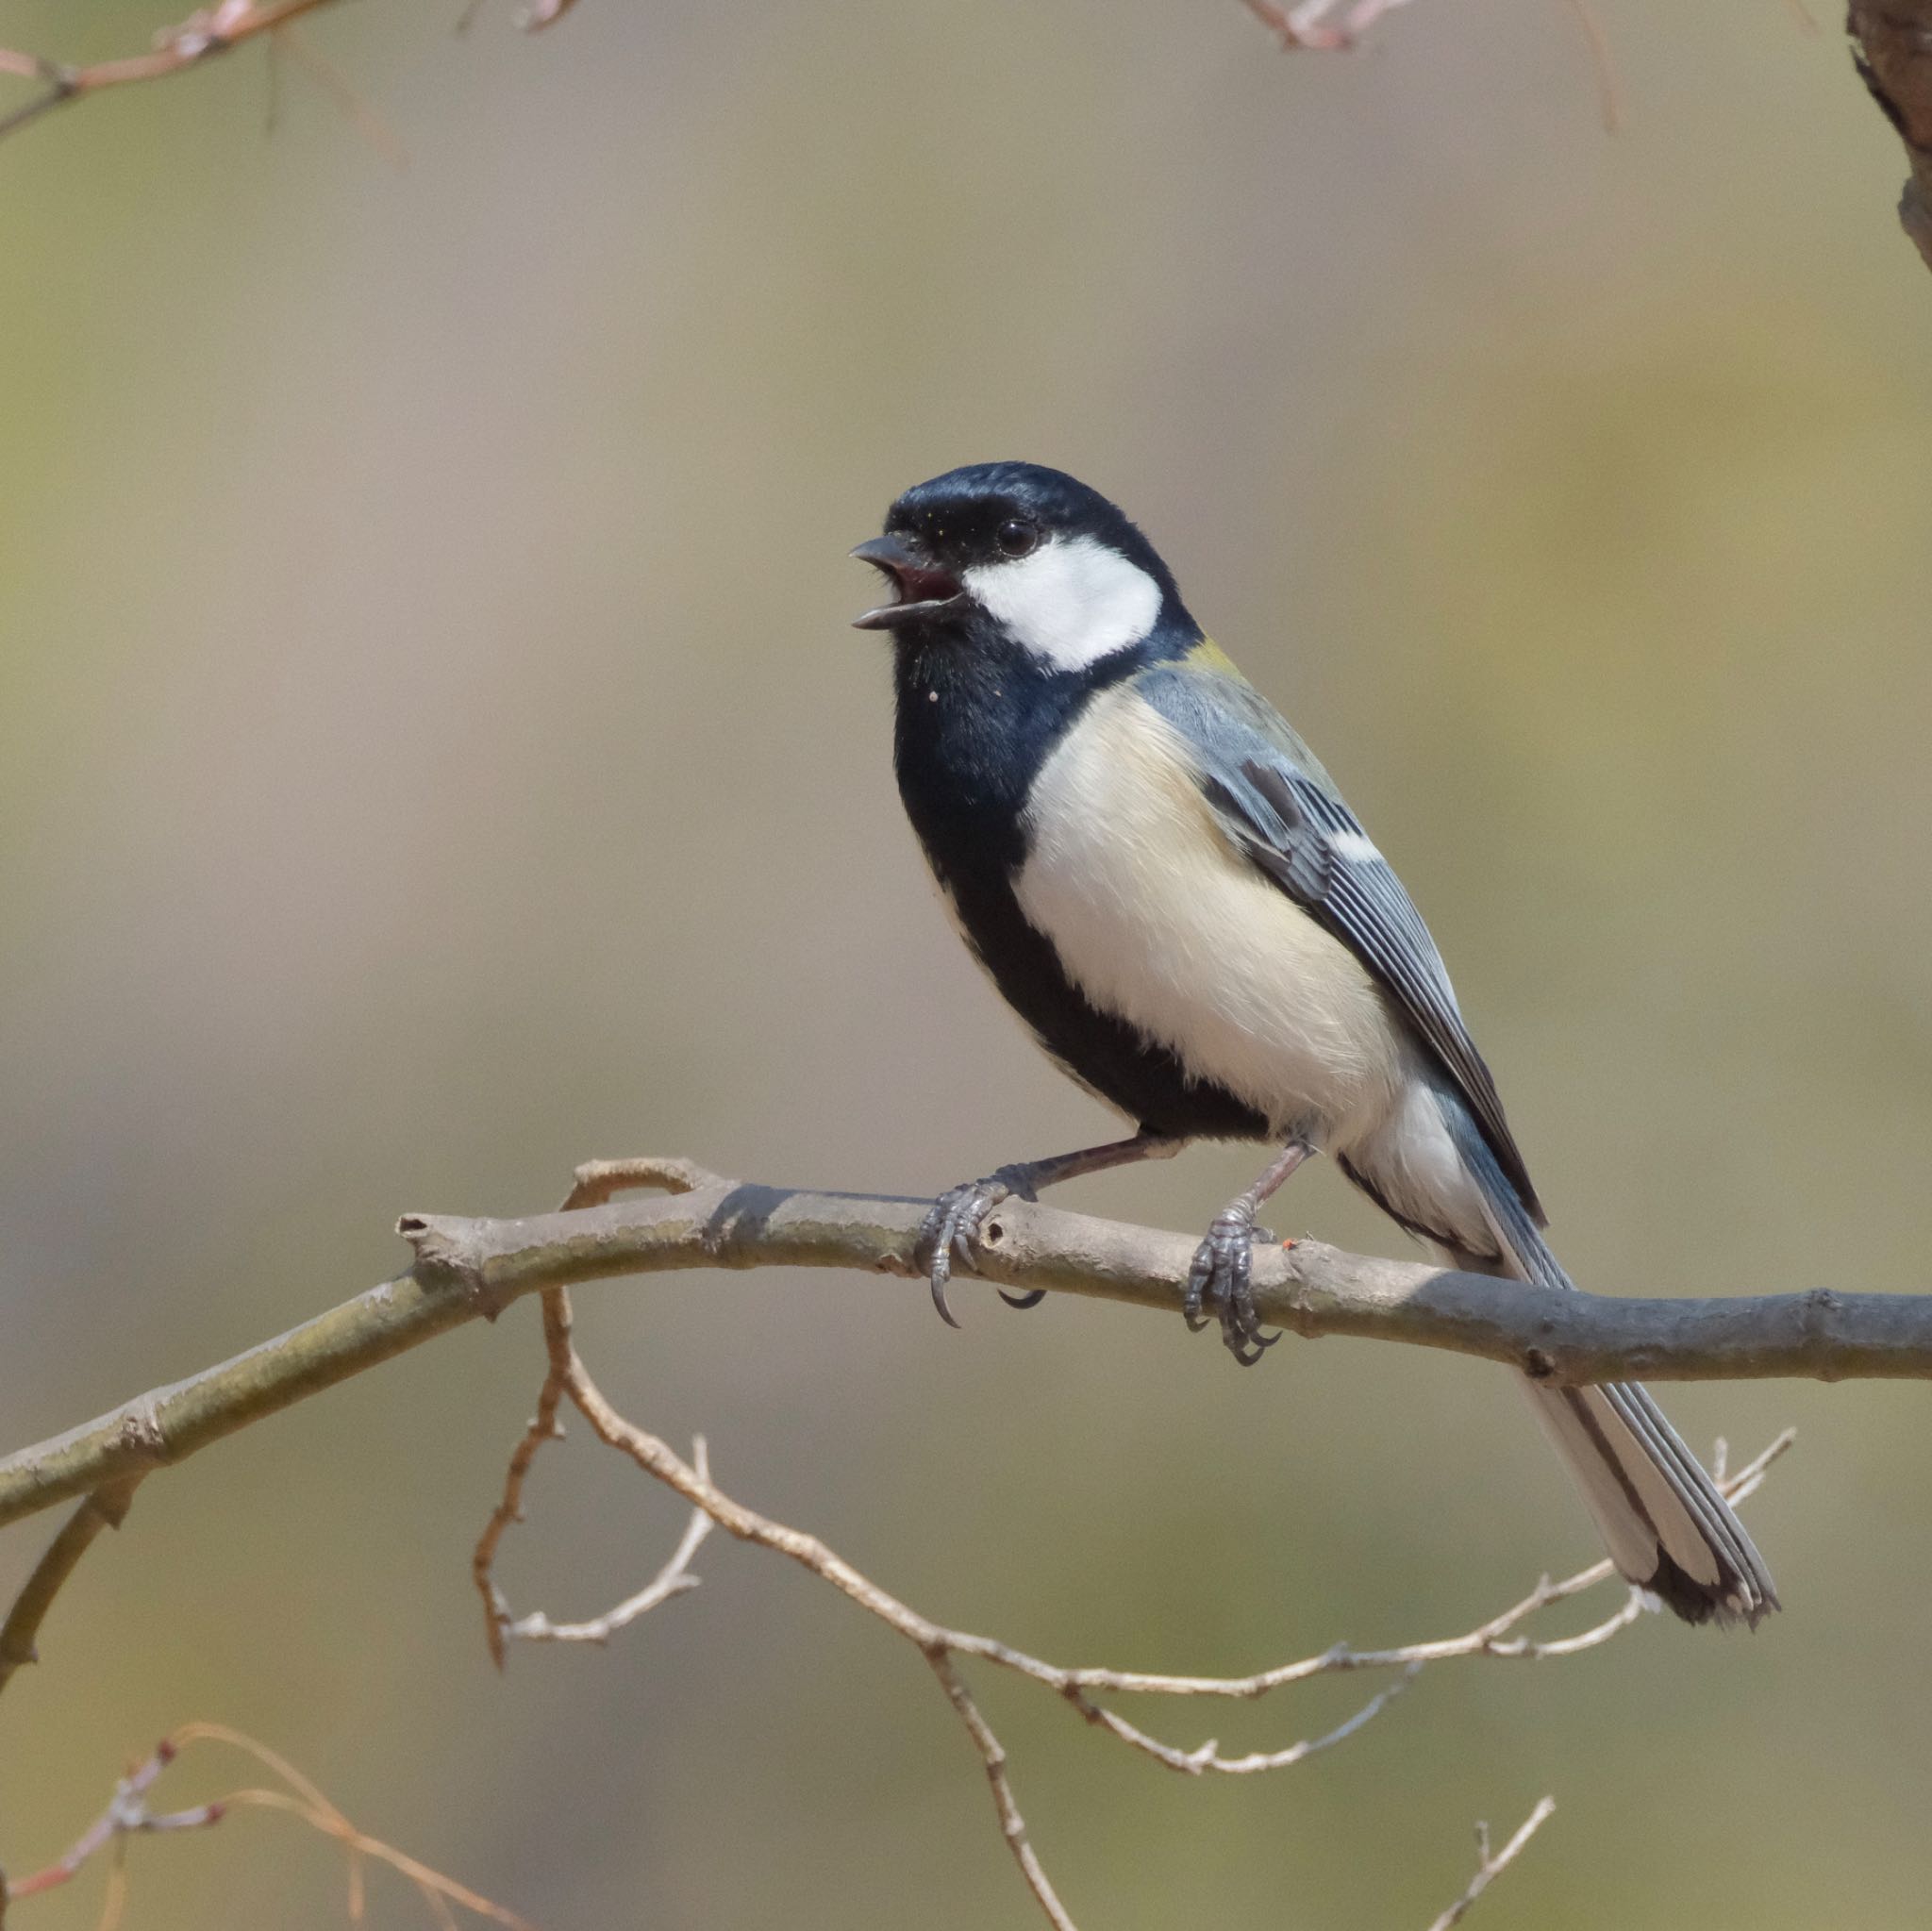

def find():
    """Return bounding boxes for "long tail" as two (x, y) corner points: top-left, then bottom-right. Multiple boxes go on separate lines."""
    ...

(1442, 1107), (1779, 1628)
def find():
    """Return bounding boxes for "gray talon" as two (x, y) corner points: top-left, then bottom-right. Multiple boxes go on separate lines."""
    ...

(915, 1175), (1018, 1327)
(1185, 1212), (1282, 1366)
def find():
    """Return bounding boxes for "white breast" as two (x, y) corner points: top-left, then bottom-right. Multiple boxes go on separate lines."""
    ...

(1012, 687), (1407, 1148)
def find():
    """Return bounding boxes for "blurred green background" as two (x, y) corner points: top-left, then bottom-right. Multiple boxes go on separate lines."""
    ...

(1, 2), (1928, 1924)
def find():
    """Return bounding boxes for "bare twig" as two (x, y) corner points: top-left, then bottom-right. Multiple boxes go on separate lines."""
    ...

(0, 1154), (1874, 1536)
(467, 1171), (1792, 1926)
(0, 1477), (142, 1703)
(927, 1650), (1079, 1931)
(1, 1723), (532, 1928)
(523, 1338), (1782, 1923)
(1240, 0), (1419, 52)
(1424, 1796), (1557, 1931)
(495, 1436), (713, 1651)
(0, 1), (342, 141)
(273, 22), (408, 168)
(472, 1157), (720, 1666)
(0, 0), (576, 146)
(1564, 0), (1622, 135)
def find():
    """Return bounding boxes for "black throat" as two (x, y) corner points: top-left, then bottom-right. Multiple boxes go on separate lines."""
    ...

(885, 611), (1271, 1143)
(891, 619), (1143, 891)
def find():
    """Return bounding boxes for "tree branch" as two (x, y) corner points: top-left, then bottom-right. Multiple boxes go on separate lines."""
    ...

(1424, 1798), (1557, 1931)
(0, 1156), (1909, 1536)
(1849, 0), (1932, 274)
(0, 1477), (142, 1699)
(0, 0), (575, 145)
(460, 1172), (1788, 1928)
(1239, 0), (1419, 53)
(3, 1723), (534, 1926)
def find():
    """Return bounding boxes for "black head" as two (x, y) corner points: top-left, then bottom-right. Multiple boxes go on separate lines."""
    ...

(851, 462), (1195, 672)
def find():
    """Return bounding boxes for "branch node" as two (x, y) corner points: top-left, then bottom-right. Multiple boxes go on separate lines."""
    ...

(395, 1214), (512, 1320)
(113, 1408), (166, 1463)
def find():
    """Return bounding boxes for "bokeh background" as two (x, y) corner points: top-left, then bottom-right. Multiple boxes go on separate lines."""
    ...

(1, 2), (1928, 1924)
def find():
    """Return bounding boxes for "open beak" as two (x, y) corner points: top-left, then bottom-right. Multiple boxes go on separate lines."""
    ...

(850, 534), (965, 629)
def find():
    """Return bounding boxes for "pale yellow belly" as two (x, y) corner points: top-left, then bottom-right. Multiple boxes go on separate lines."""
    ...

(1012, 687), (1406, 1148)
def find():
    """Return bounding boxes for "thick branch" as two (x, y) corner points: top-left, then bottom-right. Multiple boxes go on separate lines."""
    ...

(0, 1162), (1912, 1533)
(1849, 0), (1932, 273)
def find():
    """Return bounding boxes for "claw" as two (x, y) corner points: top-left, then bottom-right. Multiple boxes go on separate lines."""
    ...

(1182, 1243), (1213, 1330)
(930, 1271), (962, 1328)
(998, 1287), (1046, 1310)
(1184, 1210), (1283, 1365)
(914, 1175), (1017, 1328)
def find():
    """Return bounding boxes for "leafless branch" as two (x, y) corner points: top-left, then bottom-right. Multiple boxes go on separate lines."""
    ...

(0, 1477), (141, 1703)
(0, 1), (340, 141)
(0, 0), (575, 145)
(1, 1723), (532, 1928)
(1424, 1797), (1557, 1931)
(0, 1153), (1801, 1927)
(466, 1164), (1795, 1929)
(1240, 0), (1419, 53)
(0, 1155), (1876, 1540)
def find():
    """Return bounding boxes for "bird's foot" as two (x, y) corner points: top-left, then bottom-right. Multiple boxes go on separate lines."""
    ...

(915, 1168), (1041, 1328)
(1183, 1208), (1282, 1367)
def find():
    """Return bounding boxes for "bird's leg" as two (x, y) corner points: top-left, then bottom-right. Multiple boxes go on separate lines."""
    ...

(1184, 1139), (1314, 1366)
(917, 1130), (1185, 1327)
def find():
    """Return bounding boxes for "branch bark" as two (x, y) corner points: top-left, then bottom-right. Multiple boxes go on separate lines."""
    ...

(1849, 0), (1932, 274)
(0, 1158), (1916, 1536)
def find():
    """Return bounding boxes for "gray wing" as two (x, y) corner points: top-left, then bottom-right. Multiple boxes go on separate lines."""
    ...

(1138, 661), (1544, 1223)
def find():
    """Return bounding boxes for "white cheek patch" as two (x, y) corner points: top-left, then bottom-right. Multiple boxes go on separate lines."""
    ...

(961, 534), (1162, 672)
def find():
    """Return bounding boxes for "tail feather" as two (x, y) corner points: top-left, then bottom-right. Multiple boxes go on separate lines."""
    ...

(1441, 1098), (1779, 1628)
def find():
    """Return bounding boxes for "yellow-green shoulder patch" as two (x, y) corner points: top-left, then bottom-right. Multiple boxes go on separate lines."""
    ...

(1186, 638), (1246, 680)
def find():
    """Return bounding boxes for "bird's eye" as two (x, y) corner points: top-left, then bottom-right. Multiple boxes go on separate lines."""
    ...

(995, 518), (1040, 558)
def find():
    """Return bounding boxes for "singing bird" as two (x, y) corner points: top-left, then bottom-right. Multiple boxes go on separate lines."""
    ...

(853, 460), (1776, 1627)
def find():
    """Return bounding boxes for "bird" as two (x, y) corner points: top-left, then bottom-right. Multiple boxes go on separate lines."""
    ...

(851, 459), (1777, 1628)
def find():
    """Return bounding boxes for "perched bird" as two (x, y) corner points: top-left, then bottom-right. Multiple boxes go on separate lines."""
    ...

(853, 460), (1777, 1627)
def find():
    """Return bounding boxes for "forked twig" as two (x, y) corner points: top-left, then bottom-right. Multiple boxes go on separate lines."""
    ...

(1424, 1797), (1558, 1931)
(2, 1723), (532, 1929)
(474, 1159), (1795, 1929)
(0, 0), (577, 145)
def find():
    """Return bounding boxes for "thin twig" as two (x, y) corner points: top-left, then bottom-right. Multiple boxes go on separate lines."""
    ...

(472, 1158), (720, 1666)
(927, 1650), (1078, 1931)
(0, 0), (577, 147)
(273, 21), (408, 167)
(471, 1176), (1792, 1927)
(2, 1723), (533, 1928)
(1564, 0), (1622, 135)
(1424, 1796), (1557, 1931)
(0, 1476), (142, 1704)
(1240, 0), (1419, 51)
(0, 1), (341, 141)
(539, 1343), (1783, 1923)
(497, 1439), (712, 1650)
